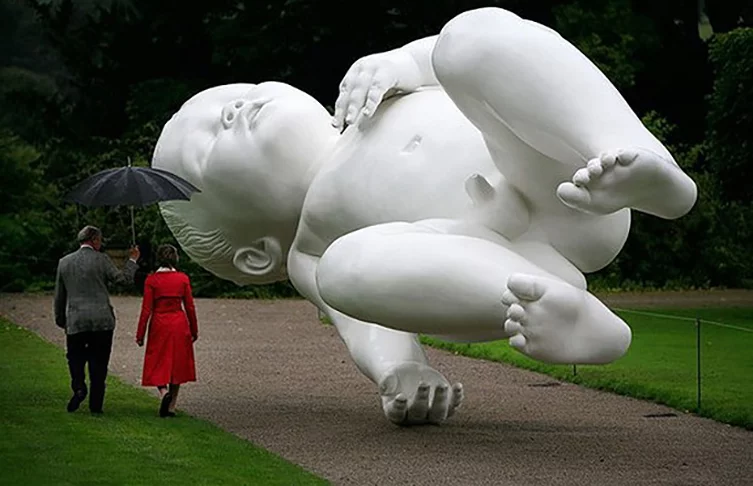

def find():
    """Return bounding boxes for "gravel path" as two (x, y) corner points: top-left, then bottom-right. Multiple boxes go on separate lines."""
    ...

(1, 292), (752, 486)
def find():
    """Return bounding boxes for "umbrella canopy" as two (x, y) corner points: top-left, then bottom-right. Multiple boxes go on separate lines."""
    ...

(64, 166), (200, 207)
(64, 164), (201, 246)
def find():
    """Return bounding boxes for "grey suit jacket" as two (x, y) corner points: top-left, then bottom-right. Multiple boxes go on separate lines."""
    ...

(54, 246), (138, 335)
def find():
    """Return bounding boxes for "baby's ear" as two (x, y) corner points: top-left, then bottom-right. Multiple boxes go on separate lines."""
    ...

(232, 237), (284, 279)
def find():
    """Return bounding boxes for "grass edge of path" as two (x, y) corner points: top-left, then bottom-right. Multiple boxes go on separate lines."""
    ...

(0, 316), (329, 486)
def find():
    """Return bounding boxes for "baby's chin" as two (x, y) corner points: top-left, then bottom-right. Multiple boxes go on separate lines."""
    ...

(255, 117), (333, 165)
(266, 108), (330, 135)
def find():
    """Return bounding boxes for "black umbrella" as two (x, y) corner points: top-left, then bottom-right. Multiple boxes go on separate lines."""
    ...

(64, 159), (201, 245)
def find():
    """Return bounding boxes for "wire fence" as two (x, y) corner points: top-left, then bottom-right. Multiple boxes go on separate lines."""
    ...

(568, 307), (753, 429)
(424, 304), (752, 429)
(614, 308), (753, 333)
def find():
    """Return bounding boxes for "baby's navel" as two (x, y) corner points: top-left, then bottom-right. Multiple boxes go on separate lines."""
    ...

(400, 134), (423, 154)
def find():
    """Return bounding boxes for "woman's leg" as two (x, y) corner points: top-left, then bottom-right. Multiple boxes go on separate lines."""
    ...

(158, 385), (172, 417)
(168, 384), (180, 413)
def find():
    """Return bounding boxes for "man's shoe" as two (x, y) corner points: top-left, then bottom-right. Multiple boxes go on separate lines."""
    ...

(67, 390), (87, 412)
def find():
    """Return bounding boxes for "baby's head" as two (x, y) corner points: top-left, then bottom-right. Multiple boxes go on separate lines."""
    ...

(153, 82), (337, 284)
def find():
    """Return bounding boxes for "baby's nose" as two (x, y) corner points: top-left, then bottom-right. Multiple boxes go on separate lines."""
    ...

(221, 100), (247, 129)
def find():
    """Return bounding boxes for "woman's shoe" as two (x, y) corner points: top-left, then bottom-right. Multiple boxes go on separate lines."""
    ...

(159, 393), (172, 417)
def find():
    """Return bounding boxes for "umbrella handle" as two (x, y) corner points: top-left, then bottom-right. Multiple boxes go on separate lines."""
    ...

(130, 206), (136, 247)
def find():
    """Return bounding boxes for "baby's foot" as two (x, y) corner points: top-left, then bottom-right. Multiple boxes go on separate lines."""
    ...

(501, 273), (631, 364)
(556, 147), (697, 219)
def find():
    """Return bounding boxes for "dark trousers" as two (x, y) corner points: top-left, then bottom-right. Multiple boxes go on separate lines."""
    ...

(66, 330), (114, 412)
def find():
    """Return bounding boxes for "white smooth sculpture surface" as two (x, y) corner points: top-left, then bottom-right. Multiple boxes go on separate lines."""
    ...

(153, 7), (697, 425)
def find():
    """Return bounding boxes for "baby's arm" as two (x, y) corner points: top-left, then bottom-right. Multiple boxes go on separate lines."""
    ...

(288, 247), (463, 424)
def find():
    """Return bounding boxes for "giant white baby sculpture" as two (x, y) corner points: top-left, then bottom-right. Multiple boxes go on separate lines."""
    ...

(152, 8), (697, 426)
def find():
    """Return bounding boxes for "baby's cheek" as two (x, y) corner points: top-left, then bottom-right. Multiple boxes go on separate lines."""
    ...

(206, 133), (247, 170)
(190, 134), (220, 175)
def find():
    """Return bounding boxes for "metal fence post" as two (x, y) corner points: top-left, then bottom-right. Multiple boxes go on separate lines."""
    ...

(696, 316), (702, 413)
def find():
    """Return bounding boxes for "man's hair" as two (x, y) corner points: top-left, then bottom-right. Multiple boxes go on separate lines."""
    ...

(77, 225), (102, 244)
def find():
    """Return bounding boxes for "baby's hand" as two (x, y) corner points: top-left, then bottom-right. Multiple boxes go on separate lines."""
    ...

(332, 50), (421, 131)
(378, 362), (463, 425)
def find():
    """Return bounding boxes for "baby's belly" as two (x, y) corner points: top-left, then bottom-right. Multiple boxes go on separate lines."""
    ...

(299, 89), (500, 254)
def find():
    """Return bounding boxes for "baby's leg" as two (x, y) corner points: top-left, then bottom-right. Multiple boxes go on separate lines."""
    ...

(316, 222), (631, 364)
(432, 7), (697, 220)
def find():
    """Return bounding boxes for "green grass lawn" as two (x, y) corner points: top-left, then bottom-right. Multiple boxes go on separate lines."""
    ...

(0, 318), (328, 486)
(422, 307), (753, 430)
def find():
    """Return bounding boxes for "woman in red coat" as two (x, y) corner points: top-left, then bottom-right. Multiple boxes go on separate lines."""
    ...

(135, 244), (198, 417)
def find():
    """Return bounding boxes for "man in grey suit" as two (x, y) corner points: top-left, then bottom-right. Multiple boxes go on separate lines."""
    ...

(54, 225), (140, 414)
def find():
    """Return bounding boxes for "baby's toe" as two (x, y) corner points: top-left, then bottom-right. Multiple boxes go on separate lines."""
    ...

(587, 159), (603, 177)
(573, 168), (591, 186)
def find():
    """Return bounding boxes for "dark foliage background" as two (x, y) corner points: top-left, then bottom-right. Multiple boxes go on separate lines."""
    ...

(1, 0), (751, 296)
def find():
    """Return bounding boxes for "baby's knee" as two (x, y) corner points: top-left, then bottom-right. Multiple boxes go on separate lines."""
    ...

(433, 8), (563, 87)
(316, 229), (385, 299)
(317, 223), (437, 301)
(316, 239), (357, 309)
(432, 8), (521, 81)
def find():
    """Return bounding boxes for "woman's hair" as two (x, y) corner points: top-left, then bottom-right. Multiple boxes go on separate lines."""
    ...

(156, 244), (179, 269)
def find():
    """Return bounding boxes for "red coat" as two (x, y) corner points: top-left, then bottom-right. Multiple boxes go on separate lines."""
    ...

(136, 270), (198, 386)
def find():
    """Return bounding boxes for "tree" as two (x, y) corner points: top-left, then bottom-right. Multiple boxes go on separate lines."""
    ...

(706, 28), (753, 203)
(553, 0), (658, 90)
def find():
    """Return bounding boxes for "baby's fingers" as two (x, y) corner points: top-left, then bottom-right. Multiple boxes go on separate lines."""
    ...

(333, 90), (350, 129)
